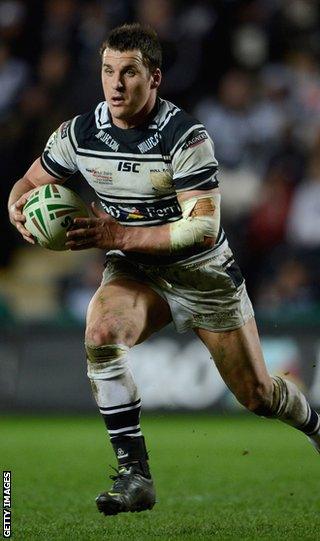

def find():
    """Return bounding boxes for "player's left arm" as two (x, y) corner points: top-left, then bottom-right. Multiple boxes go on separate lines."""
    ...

(65, 187), (220, 254)
(66, 122), (220, 253)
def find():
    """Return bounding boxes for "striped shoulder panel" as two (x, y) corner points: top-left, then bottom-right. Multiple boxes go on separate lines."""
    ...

(40, 116), (80, 179)
(72, 106), (99, 149)
(155, 100), (219, 193)
(94, 101), (112, 129)
(67, 115), (80, 153)
(155, 99), (203, 155)
(153, 99), (181, 131)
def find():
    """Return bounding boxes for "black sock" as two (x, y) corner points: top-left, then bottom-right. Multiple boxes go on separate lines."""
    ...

(112, 435), (151, 478)
(100, 398), (142, 440)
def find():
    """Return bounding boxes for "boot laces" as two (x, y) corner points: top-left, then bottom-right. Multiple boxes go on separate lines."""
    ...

(109, 466), (132, 492)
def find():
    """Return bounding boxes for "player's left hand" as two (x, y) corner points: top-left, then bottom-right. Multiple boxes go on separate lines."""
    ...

(65, 202), (122, 251)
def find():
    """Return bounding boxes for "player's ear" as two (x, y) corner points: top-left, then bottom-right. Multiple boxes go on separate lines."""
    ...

(150, 68), (162, 89)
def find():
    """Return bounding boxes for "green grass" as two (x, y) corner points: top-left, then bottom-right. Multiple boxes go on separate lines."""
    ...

(1, 414), (320, 540)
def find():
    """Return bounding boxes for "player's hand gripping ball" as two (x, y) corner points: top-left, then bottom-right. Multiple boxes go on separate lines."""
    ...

(23, 184), (89, 250)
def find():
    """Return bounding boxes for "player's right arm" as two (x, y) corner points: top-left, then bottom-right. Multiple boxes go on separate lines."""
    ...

(8, 158), (61, 244)
(8, 118), (78, 243)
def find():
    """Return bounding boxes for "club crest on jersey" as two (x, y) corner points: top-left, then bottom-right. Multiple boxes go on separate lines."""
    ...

(150, 168), (173, 192)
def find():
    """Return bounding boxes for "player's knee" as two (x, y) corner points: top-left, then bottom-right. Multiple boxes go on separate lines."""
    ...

(85, 342), (128, 364)
(85, 315), (137, 347)
(85, 342), (129, 380)
(85, 315), (139, 381)
(240, 380), (274, 416)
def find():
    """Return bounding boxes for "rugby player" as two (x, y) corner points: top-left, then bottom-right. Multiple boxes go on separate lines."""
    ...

(8, 23), (320, 516)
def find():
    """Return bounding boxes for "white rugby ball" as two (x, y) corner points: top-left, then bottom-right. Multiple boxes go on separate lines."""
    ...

(23, 183), (89, 250)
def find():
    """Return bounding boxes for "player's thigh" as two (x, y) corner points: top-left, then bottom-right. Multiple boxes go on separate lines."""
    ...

(194, 317), (273, 406)
(86, 278), (172, 347)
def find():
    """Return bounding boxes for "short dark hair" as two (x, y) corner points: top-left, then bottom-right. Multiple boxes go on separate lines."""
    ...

(100, 23), (162, 72)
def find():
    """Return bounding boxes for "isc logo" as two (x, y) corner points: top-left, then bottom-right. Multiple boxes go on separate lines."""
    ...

(117, 161), (140, 173)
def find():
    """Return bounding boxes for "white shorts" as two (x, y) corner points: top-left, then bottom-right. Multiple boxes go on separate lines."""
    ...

(101, 241), (254, 333)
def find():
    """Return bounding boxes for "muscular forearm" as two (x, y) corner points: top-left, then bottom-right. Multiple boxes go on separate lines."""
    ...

(8, 157), (59, 212)
(118, 222), (172, 254)
(8, 158), (58, 243)
(114, 192), (220, 255)
(68, 215), (212, 255)
(7, 176), (39, 244)
(8, 176), (37, 210)
(117, 220), (215, 255)
(67, 192), (219, 254)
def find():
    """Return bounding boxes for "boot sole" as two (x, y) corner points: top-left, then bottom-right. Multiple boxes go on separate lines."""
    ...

(97, 496), (156, 516)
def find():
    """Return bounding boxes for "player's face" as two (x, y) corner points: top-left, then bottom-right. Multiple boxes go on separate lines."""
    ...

(101, 48), (161, 129)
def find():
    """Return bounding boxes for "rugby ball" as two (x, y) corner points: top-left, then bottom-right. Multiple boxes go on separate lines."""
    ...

(23, 183), (89, 250)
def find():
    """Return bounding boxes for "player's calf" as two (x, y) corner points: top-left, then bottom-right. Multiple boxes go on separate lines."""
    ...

(85, 341), (155, 514)
(251, 375), (320, 452)
(239, 379), (273, 416)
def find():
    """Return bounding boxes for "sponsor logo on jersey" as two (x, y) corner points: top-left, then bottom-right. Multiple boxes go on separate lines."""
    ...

(101, 202), (144, 220)
(95, 130), (120, 151)
(85, 167), (113, 183)
(122, 206), (145, 220)
(182, 130), (208, 150)
(145, 203), (180, 219)
(101, 202), (146, 220)
(118, 161), (140, 173)
(100, 200), (181, 221)
(137, 132), (160, 153)
(100, 202), (121, 219)
(60, 120), (71, 139)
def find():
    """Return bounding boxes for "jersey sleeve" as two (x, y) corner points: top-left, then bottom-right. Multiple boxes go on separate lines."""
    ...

(40, 118), (78, 180)
(171, 125), (219, 192)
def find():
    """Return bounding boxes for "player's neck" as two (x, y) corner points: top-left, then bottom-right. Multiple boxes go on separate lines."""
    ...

(111, 94), (158, 130)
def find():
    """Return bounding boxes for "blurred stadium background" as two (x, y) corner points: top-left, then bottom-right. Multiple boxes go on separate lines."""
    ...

(1, 0), (320, 414)
(2, 2), (320, 539)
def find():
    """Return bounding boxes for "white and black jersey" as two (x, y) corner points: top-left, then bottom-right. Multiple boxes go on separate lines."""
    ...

(41, 97), (226, 265)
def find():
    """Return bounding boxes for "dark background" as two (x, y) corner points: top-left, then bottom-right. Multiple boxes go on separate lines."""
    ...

(1, 0), (320, 410)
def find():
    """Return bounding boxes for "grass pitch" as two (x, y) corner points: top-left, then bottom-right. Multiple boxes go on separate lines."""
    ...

(1, 414), (319, 540)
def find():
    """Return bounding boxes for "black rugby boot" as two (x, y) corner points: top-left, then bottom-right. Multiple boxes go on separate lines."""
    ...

(96, 464), (156, 516)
